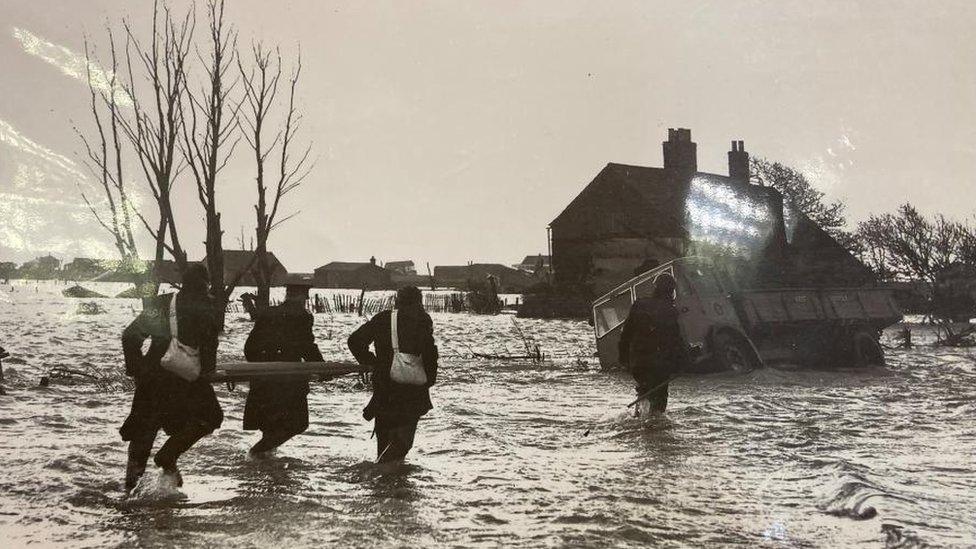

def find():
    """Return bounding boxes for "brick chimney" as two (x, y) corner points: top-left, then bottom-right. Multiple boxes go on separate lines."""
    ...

(728, 140), (749, 183)
(663, 128), (697, 175)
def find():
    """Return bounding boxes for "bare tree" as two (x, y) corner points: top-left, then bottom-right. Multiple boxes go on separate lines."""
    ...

(73, 1), (194, 292)
(959, 219), (976, 267)
(180, 0), (241, 326)
(238, 44), (312, 310)
(115, 0), (195, 277)
(74, 32), (140, 271)
(750, 157), (849, 243)
(855, 204), (963, 284)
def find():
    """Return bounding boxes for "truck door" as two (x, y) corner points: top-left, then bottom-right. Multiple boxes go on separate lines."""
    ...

(593, 287), (635, 369)
(685, 265), (739, 330)
(671, 267), (709, 349)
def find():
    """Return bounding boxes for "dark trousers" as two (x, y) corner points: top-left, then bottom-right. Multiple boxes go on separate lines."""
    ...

(250, 428), (304, 454)
(126, 420), (213, 483)
(635, 380), (669, 413)
(375, 416), (419, 463)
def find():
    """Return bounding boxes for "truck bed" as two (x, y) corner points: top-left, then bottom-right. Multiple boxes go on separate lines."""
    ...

(734, 287), (902, 330)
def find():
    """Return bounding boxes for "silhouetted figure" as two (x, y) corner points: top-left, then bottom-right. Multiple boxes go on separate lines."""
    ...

(119, 264), (222, 490)
(243, 276), (323, 456)
(348, 286), (439, 463)
(618, 273), (688, 413)
(240, 292), (259, 320)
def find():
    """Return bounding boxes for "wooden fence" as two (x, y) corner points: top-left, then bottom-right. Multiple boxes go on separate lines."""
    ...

(226, 291), (472, 315)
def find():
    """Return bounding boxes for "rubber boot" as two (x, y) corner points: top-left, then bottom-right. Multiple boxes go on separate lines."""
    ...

(153, 453), (184, 487)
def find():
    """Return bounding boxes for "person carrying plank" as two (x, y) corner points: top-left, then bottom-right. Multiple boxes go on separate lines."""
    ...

(348, 286), (439, 463)
(618, 273), (688, 414)
(243, 274), (324, 456)
(120, 264), (223, 490)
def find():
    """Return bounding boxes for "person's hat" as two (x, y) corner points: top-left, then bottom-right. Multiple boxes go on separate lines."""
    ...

(284, 273), (315, 288)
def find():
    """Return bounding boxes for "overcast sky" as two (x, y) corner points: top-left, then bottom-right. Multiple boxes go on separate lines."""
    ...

(2, 0), (975, 271)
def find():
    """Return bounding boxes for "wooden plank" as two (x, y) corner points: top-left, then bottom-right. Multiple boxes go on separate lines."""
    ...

(210, 361), (365, 382)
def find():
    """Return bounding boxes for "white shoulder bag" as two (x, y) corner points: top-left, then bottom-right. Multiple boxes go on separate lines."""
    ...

(389, 309), (427, 385)
(160, 295), (202, 382)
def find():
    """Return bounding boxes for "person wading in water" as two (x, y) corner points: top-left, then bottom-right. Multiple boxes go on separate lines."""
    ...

(618, 273), (688, 414)
(120, 264), (223, 490)
(348, 286), (438, 463)
(243, 274), (324, 457)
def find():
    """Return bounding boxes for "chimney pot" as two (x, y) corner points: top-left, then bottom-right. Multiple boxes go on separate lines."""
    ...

(663, 127), (697, 174)
(728, 138), (750, 183)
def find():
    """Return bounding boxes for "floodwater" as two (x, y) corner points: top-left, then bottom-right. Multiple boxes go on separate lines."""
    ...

(0, 281), (974, 548)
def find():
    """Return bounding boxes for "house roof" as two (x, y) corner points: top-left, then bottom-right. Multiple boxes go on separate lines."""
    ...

(551, 163), (785, 254)
(215, 250), (286, 274)
(316, 261), (380, 272)
(435, 263), (527, 279)
(386, 260), (415, 268)
(518, 255), (550, 265)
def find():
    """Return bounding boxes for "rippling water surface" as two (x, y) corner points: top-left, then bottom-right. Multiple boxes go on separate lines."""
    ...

(1, 281), (974, 547)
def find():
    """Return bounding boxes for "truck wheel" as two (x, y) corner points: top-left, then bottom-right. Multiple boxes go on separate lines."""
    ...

(851, 330), (885, 367)
(713, 332), (758, 372)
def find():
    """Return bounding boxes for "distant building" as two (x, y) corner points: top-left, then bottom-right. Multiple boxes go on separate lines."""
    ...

(549, 128), (871, 295)
(18, 255), (61, 280)
(514, 254), (550, 274)
(386, 260), (417, 275)
(391, 273), (432, 289)
(434, 263), (537, 292)
(151, 259), (185, 285)
(204, 250), (289, 287)
(149, 250), (288, 287)
(314, 257), (393, 289)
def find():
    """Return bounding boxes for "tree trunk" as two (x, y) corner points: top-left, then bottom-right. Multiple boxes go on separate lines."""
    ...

(255, 240), (272, 311)
(206, 210), (229, 331)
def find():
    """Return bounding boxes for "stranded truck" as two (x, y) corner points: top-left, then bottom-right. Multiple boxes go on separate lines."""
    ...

(592, 257), (902, 371)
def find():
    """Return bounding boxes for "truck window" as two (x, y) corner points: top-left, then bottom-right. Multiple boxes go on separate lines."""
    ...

(594, 290), (633, 338)
(634, 267), (672, 299)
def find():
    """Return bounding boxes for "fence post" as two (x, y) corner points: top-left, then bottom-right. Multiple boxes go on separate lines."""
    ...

(357, 283), (367, 316)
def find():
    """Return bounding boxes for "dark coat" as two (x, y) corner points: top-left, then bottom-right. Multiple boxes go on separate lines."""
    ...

(618, 297), (688, 386)
(242, 302), (323, 432)
(347, 307), (438, 423)
(119, 292), (223, 441)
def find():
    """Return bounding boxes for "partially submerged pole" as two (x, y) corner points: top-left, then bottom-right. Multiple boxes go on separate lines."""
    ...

(0, 346), (7, 395)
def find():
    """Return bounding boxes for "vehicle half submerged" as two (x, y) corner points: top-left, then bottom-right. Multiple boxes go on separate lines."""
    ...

(593, 257), (903, 371)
